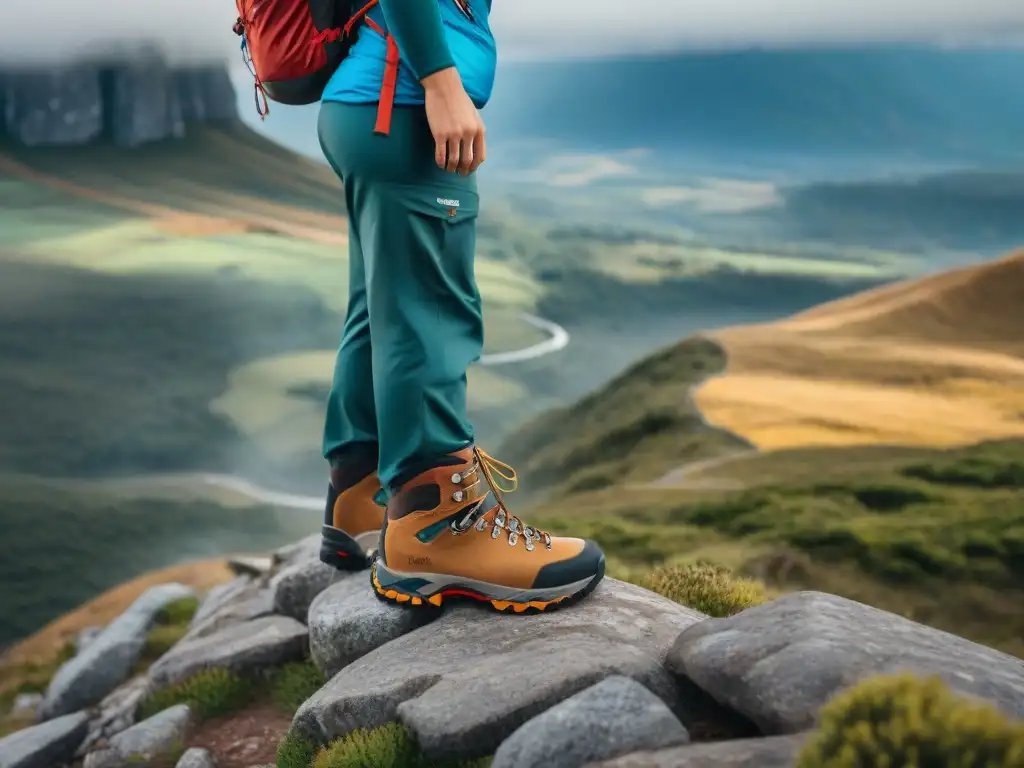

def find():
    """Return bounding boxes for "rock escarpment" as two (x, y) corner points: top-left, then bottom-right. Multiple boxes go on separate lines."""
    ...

(0, 56), (237, 148)
(2, 532), (1023, 768)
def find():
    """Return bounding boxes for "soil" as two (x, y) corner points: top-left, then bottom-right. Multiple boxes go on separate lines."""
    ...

(188, 704), (294, 768)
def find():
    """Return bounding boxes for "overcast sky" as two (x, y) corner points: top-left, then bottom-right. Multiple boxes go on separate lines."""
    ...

(2, 0), (1023, 65)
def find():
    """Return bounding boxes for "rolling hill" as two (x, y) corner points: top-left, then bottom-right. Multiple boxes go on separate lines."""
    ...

(695, 249), (1024, 449)
(499, 251), (1024, 656)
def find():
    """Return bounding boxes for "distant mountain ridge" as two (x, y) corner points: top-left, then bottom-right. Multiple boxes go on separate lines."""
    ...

(243, 45), (1024, 177)
(483, 45), (1024, 168)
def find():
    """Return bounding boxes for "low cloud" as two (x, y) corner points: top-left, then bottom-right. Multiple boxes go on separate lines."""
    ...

(2, 0), (1022, 66)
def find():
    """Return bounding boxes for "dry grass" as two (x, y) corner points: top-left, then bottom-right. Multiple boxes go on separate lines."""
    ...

(696, 249), (1024, 449)
(0, 558), (232, 683)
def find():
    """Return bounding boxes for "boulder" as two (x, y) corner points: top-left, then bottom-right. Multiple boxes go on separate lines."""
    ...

(75, 627), (104, 655)
(670, 591), (1024, 734)
(0, 711), (89, 768)
(291, 578), (705, 762)
(492, 675), (690, 768)
(83, 704), (193, 768)
(586, 734), (808, 768)
(176, 747), (218, 768)
(273, 534), (321, 569)
(307, 571), (433, 677)
(41, 583), (196, 720)
(270, 559), (335, 623)
(148, 615), (308, 689)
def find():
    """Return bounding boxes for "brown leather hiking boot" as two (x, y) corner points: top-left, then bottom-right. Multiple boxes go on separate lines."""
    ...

(371, 446), (605, 613)
(319, 455), (386, 571)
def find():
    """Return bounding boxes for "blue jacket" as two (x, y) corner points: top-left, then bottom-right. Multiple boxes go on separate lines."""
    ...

(322, 0), (497, 109)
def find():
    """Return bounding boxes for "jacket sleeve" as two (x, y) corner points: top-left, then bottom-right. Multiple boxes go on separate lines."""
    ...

(378, 0), (456, 82)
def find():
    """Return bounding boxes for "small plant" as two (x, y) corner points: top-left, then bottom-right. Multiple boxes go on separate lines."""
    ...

(271, 660), (326, 715)
(138, 667), (254, 721)
(313, 722), (491, 768)
(796, 672), (1024, 767)
(277, 731), (320, 768)
(134, 596), (201, 672)
(155, 596), (200, 626)
(638, 562), (771, 617)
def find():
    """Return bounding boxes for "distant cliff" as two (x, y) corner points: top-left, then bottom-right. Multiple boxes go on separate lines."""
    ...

(0, 56), (238, 148)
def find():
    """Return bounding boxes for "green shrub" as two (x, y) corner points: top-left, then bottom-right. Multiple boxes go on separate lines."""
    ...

(155, 597), (200, 627)
(271, 660), (326, 715)
(138, 668), (254, 721)
(796, 672), (1024, 767)
(313, 722), (491, 768)
(903, 457), (1024, 489)
(638, 562), (771, 617)
(277, 731), (319, 768)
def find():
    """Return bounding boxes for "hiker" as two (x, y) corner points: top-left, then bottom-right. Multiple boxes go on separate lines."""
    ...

(316, 0), (606, 612)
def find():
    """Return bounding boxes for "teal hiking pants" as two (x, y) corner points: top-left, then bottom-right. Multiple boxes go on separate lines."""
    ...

(318, 102), (482, 494)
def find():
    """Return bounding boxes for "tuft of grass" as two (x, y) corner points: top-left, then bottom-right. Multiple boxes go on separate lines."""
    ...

(138, 668), (255, 722)
(270, 660), (326, 716)
(134, 596), (201, 673)
(796, 672), (1024, 767)
(637, 562), (771, 617)
(155, 597), (200, 627)
(313, 722), (492, 768)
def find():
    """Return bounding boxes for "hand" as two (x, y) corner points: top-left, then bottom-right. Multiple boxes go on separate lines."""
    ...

(422, 67), (487, 176)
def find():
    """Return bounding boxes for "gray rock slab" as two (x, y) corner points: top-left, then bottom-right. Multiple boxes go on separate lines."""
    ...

(587, 734), (808, 768)
(41, 583), (196, 719)
(291, 578), (705, 762)
(75, 626), (104, 655)
(176, 746), (218, 768)
(190, 577), (254, 629)
(148, 615), (308, 689)
(670, 590), (1024, 734)
(228, 556), (275, 579)
(307, 571), (433, 678)
(271, 559), (335, 623)
(493, 675), (690, 768)
(0, 711), (89, 768)
(76, 676), (152, 758)
(186, 583), (274, 643)
(83, 704), (193, 768)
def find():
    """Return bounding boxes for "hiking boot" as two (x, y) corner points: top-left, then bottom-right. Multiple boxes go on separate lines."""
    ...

(371, 446), (606, 613)
(319, 454), (386, 571)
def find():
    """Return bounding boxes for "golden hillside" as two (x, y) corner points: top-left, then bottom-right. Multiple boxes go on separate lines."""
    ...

(695, 250), (1024, 449)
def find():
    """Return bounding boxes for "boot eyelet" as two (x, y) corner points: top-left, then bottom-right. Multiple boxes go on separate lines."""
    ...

(495, 511), (506, 527)
(475, 517), (488, 532)
(491, 525), (502, 539)
(508, 531), (519, 546)
(451, 472), (462, 484)
(452, 490), (464, 502)
(526, 538), (535, 551)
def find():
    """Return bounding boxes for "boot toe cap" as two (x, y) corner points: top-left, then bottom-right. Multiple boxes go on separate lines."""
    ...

(530, 538), (606, 590)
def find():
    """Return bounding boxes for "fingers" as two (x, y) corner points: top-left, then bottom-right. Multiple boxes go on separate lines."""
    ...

(435, 136), (446, 170)
(446, 137), (462, 173)
(468, 129), (486, 174)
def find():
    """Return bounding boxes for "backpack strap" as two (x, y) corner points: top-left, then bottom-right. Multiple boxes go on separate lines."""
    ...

(316, 0), (399, 136)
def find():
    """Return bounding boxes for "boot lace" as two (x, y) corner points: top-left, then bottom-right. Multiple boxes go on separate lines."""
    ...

(449, 447), (552, 551)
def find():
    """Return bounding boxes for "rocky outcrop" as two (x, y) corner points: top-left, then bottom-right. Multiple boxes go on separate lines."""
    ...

(9, 534), (1024, 768)
(1, 58), (237, 148)
(669, 591), (1024, 735)
(41, 583), (196, 720)
(292, 578), (704, 763)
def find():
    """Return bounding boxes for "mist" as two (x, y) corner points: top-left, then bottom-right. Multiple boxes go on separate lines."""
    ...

(3, 0), (1024, 66)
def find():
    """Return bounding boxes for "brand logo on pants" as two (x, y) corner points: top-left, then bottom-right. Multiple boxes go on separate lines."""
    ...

(438, 197), (460, 218)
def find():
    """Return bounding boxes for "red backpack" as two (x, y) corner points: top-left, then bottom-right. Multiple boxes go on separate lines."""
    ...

(232, 0), (400, 135)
